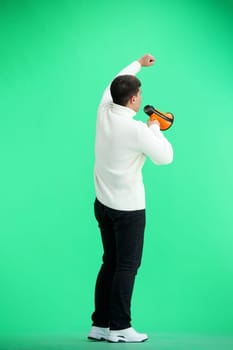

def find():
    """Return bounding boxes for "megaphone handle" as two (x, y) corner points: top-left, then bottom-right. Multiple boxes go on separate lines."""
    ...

(150, 109), (173, 122)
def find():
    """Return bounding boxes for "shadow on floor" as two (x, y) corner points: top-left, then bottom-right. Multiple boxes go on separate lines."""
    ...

(0, 333), (233, 350)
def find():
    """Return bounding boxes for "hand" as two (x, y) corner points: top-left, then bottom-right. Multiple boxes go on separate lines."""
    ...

(147, 118), (160, 128)
(138, 53), (155, 67)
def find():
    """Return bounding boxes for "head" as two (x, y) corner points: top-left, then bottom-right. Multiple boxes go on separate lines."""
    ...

(110, 75), (142, 112)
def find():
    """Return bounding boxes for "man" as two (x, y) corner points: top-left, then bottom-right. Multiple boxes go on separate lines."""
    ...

(88, 54), (173, 343)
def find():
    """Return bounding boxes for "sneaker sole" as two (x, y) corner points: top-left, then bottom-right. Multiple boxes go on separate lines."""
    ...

(88, 336), (107, 341)
(108, 338), (148, 343)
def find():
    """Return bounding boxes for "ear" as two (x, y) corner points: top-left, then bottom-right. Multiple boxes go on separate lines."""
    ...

(131, 96), (136, 104)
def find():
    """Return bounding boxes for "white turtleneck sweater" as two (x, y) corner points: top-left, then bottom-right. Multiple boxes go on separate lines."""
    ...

(94, 61), (173, 210)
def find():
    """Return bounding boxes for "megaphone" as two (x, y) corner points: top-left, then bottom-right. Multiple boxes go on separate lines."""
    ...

(144, 105), (174, 131)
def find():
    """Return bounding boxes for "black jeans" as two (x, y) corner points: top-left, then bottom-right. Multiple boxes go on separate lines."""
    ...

(91, 198), (146, 330)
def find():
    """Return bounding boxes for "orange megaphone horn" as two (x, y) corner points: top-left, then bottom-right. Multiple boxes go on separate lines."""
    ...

(144, 105), (174, 131)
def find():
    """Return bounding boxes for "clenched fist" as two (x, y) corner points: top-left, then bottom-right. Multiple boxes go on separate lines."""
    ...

(138, 53), (155, 67)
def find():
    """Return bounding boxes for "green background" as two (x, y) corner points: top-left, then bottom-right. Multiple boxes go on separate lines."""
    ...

(0, 0), (233, 339)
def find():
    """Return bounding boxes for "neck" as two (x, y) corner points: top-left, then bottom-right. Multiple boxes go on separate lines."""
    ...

(126, 103), (137, 112)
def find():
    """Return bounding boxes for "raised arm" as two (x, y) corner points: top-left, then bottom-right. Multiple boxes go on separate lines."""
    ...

(99, 54), (155, 107)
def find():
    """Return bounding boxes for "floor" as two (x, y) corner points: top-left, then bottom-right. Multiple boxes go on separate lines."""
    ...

(0, 333), (233, 350)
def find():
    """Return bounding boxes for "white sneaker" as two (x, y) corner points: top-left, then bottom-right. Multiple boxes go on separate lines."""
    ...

(108, 327), (148, 343)
(88, 326), (109, 341)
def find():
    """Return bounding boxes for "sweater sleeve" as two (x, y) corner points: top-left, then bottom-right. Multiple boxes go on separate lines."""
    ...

(98, 61), (141, 108)
(137, 122), (173, 165)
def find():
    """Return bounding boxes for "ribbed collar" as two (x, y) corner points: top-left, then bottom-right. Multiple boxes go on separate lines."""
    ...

(111, 103), (136, 118)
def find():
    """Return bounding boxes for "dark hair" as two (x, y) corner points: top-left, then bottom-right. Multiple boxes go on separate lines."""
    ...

(110, 75), (141, 106)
